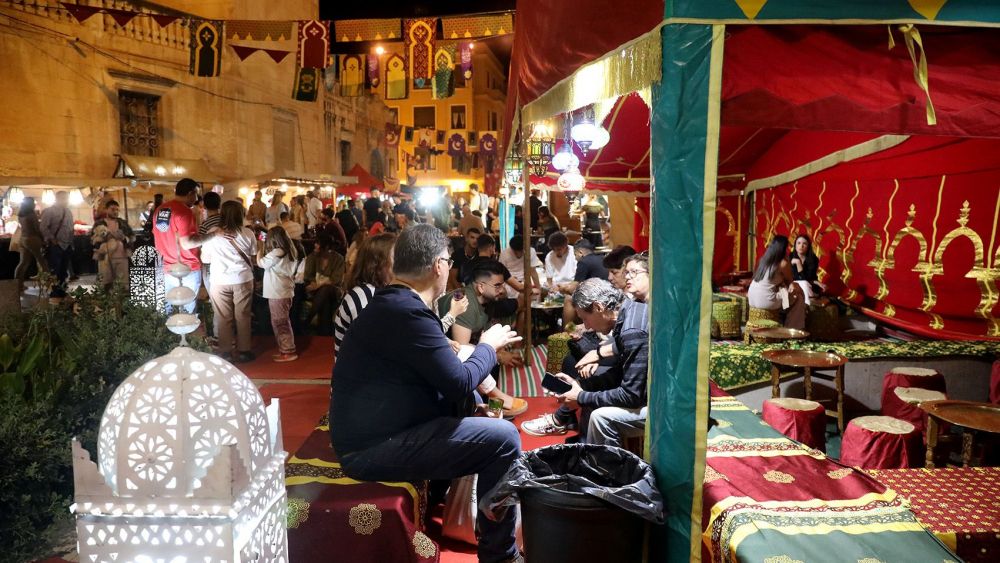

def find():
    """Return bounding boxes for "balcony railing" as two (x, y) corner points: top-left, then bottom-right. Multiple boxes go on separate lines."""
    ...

(8, 0), (189, 49)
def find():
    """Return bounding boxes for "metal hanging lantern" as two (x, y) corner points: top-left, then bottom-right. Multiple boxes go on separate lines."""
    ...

(570, 106), (599, 155)
(525, 121), (555, 177)
(551, 113), (579, 172)
(504, 145), (524, 186)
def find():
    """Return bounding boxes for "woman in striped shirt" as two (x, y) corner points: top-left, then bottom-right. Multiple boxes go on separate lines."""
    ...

(334, 233), (397, 354)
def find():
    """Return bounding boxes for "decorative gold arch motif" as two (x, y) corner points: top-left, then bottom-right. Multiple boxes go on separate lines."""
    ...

(841, 207), (883, 302)
(930, 200), (999, 333)
(814, 209), (845, 286)
(870, 205), (931, 309)
(718, 206), (738, 270)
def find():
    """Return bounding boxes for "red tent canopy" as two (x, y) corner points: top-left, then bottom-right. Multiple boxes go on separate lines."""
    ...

(338, 164), (383, 199)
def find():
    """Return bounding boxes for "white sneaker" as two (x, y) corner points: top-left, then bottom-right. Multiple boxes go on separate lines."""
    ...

(521, 413), (569, 437)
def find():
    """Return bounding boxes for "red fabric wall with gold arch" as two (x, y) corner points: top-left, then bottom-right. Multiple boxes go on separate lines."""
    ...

(751, 136), (1000, 340)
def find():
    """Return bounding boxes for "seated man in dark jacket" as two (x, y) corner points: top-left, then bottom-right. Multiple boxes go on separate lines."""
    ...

(331, 224), (524, 563)
(521, 278), (648, 446)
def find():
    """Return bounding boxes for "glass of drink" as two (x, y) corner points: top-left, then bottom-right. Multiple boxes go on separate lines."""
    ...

(488, 397), (504, 418)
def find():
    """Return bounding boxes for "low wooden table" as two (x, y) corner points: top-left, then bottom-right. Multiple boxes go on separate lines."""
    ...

(920, 399), (1000, 468)
(762, 349), (850, 433)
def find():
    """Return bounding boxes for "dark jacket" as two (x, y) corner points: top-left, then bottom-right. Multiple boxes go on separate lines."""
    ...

(577, 299), (649, 409)
(330, 286), (497, 455)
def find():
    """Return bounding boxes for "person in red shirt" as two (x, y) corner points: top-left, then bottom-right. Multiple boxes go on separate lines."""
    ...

(152, 178), (216, 314)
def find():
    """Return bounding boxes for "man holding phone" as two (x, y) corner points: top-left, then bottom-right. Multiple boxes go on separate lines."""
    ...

(522, 278), (648, 447)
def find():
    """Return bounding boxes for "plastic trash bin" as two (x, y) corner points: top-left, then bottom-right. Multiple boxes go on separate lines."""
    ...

(481, 444), (665, 563)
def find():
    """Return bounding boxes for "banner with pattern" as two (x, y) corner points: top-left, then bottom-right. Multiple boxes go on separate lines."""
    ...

(190, 20), (224, 77)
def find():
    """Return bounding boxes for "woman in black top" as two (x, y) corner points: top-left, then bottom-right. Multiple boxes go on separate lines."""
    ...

(790, 234), (824, 298)
(14, 197), (49, 290)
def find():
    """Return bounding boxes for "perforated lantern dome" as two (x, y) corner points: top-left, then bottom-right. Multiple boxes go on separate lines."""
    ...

(72, 346), (289, 562)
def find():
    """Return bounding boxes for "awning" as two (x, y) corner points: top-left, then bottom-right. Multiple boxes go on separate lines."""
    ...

(115, 155), (220, 184)
(0, 177), (133, 188)
(336, 164), (383, 199)
(225, 170), (357, 189)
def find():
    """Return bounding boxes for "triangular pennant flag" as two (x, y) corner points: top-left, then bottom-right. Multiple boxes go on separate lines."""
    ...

(151, 14), (180, 28)
(733, 0), (768, 19)
(907, 0), (948, 20)
(230, 45), (258, 61)
(106, 8), (138, 28)
(61, 2), (101, 24)
(264, 49), (291, 64)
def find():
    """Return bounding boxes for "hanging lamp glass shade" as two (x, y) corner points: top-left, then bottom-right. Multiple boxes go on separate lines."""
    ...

(589, 126), (610, 152)
(525, 121), (555, 177)
(504, 148), (524, 186)
(551, 140), (579, 172)
(570, 106), (598, 155)
(557, 165), (586, 192)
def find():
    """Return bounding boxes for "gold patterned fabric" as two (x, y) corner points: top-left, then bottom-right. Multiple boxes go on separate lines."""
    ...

(226, 20), (292, 41)
(335, 18), (402, 42)
(441, 14), (514, 39)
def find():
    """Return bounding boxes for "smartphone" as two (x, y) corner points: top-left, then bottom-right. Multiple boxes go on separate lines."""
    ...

(258, 231), (267, 242)
(541, 372), (573, 394)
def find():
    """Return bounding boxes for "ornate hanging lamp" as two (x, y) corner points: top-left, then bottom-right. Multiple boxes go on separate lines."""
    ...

(551, 114), (579, 172)
(504, 143), (524, 187)
(570, 106), (599, 155)
(557, 165), (586, 192)
(525, 121), (556, 177)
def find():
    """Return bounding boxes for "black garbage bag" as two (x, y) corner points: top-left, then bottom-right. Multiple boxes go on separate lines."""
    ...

(480, 443), (666, 524)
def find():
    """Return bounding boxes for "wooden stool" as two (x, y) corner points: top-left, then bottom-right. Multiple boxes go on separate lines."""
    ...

(745, 307), (780, 343)
(882, 367), (947, 429)
(806, 302), (839, 340)
(711, 300), (741, 339)
(840, 416), (919, 469)
(546, 333), (572, 374)
(762, 398), (827, 451)
(893, 387), (947, 436)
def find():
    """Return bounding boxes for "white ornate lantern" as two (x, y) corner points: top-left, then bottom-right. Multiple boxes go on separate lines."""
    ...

(71, 340), (288, 560)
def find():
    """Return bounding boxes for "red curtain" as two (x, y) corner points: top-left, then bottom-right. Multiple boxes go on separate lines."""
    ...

(751, 136), (1000, 339)
(723, 25), (1000, 139)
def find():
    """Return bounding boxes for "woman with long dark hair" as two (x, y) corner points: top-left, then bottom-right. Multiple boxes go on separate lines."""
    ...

(790, 234), (824, 303)
(748, 235), (806, 329)
(334, 232), (397, 354)
(201, 200), (258, 362)
(14, 197), (48, 291)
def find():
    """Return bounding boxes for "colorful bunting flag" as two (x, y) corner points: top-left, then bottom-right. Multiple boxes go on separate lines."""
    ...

(479, 133), (498, 155)
(418, 128), (434, 147)
(265, 49), (291, 63)
(339, 55), (366, 97)
(442, 14), (514, 39)
(404, 18), (436, 88)
(190, 20), (224, 77)
(230, 45), (257, 61)
(151, 14), (180, 28)
(460, 43), (473, 81)
(432, 46), (456, 100)
(448, 133), (467, 157)
(293, 67), (320, 101)
(335, 18), (401, 42)
(385, 123), (402, 147)
(367, 48), (381, 89)
(297, 20), (330, 69)
(385, 53), (407, 100)
(226, 20), (293, 41)
(106, 8), (138, 27)
(61, 2), (100, 23)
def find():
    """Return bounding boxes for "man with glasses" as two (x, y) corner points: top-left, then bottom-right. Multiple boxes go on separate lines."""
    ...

(622, 253), (650, 303)
(522, 278), (648, 446)
(602, 245), (637, 290)
(332, 224), (524, 563)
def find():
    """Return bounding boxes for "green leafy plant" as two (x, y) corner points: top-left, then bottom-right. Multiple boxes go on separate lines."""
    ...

(0, 283), (208, 560)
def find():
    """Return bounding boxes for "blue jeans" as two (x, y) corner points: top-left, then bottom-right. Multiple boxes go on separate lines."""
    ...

(339, 416), (521, 563)
(162, 267), (202, 314)
(587, 406), (647, 447)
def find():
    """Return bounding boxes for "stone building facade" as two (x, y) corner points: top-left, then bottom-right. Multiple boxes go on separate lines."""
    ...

(0, 0), (389, 218)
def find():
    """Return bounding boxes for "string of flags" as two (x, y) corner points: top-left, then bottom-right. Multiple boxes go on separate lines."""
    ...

(47, 4), (510, 101)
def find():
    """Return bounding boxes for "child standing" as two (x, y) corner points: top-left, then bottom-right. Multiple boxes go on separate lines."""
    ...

(258, 225), (301, 362)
